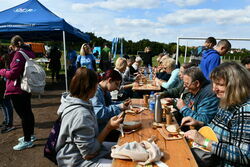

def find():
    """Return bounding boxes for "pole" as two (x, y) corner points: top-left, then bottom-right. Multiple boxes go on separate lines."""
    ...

(176, 37), (179, 65)
(63, 31), (68, 92)
(184, 42), (188, 63)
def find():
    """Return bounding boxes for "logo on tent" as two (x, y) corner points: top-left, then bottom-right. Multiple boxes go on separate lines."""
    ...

(14, 8), (36, 13)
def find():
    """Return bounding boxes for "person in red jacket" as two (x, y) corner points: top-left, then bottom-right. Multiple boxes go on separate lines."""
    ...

(0, 35), (36, 150)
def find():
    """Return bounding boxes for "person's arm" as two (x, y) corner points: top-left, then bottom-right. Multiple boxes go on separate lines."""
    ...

(161, 69), (180, 89)
(0, 52), (25, 79)
(97, 115), (123, 143)
(208, 56), (220, 77)
(177, 96), (219, 125)
(161, 81), (184, 98)
(90, 54), (96, 71)
(71, 111), (102, 159)
(91, 92), (121, 124)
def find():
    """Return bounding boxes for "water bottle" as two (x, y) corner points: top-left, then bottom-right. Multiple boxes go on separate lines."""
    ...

(149, 92), (155, 112)
(148, 65), (153, 80)
(144, 67), (148, 77)
(154, 94), (162, 123)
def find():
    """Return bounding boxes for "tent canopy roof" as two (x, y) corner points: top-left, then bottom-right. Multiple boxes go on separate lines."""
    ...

(0, 0), (89, 42)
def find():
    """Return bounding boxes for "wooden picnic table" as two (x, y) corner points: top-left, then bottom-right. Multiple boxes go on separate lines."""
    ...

(112, 99), (198, 167)
(132, 80), (161, 91)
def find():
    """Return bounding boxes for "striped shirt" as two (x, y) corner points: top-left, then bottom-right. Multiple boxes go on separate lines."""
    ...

(209, 98), (250, 166)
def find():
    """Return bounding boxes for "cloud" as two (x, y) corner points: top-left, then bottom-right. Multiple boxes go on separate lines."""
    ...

(166, 0), (205, 7)
(115, 18), (162, 27)
(72, 0), (160, 11)
(158, 6), (250, 25)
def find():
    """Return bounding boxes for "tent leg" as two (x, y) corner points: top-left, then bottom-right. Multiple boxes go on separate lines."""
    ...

(63, 31), (68, 92)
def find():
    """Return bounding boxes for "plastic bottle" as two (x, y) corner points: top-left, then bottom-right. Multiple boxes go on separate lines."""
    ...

(148, 65), (153, 80)
(149, 92), (155, 112)
(144, 67), (148, 77)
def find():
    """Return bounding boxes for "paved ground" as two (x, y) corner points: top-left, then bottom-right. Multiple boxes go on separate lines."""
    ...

(0, 80), (66, 167)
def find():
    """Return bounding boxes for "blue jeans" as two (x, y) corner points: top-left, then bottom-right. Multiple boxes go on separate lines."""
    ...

(0, 97), (13, 126)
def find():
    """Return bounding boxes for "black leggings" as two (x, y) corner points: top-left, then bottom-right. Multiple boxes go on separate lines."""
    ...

(10, 93), (34, 142)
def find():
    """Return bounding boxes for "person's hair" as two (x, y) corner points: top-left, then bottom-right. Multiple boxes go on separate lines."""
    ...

(69, 67), (98, 99)
(210, 62), (250, 108)
(205, 37), (217, 46)
(79, 43), (89, 56)
(129, 55), (136, 62)
(0, 45), (10, 69)
(161, 58), (176, 70)
(135, 56), (142, 62)
(183, 67), (208, 86)
(123, 54), (129, 59)
(115, 57), (127, 71)
(181, 62), (198, 70)
(217, 39), (231, 50)
(100, 69), (122, 82)
(11, 35), (24, 47)
(241, 56), (250, 66)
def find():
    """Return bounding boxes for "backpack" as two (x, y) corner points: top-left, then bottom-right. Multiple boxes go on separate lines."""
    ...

(18, 51), (46, 94)
(44, 116), (61, 165)
(44, 104), (82, 164)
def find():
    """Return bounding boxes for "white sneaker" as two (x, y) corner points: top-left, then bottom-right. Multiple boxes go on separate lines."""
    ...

(13, 141), (34, 151)
(18, 135), (37, 142)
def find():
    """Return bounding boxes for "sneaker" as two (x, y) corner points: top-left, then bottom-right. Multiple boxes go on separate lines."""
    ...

(13, 141), (34, 151)
(1, 126), (16, 133)
(18, 135), (37, 142)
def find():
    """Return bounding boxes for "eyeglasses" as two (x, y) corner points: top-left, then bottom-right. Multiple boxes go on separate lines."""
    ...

(183, 80), (196, 87)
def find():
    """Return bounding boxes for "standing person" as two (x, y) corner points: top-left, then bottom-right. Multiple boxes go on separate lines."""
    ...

(56, 67), (123, 166)
(100, 43), (112, 72)
(141, 46), (154, 67)
(0, 45), (14, 133)
(0, 35), (36, 150)
(182, 62), (250, 167)
(66, 46), (77, 79)
(190, 37), (217, 64)
(47, 46), (61, 82)
(200, 39), (231, 80)
(76, 43), (96, 71)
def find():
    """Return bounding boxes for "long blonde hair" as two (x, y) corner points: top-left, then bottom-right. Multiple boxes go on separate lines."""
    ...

(79, 43), (89, 56)
(210, 62), (250, 108)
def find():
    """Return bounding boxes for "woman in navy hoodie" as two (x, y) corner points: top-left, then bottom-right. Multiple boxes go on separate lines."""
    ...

(0, 35), (36, 150)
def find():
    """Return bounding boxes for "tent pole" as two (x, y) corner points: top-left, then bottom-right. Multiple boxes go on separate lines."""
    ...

(63, 31), (68, 92)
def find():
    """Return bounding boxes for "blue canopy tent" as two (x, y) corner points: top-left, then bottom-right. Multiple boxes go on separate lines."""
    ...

(0, 0), (90, 91)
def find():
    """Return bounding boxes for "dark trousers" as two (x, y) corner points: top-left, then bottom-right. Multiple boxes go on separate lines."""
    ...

(10, 93), (34, 142)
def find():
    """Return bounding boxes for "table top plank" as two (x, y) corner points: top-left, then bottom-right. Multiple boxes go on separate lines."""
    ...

(112, 99), (197, 167)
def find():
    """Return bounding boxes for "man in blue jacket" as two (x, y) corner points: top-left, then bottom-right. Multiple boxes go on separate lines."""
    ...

(200, 39), (231, 80)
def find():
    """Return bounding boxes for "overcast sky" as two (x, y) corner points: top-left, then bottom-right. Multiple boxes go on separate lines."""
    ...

(1, 0), (250, 49)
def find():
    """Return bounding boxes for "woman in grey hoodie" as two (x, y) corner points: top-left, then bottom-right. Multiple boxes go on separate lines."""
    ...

(56, 67), (123, 167)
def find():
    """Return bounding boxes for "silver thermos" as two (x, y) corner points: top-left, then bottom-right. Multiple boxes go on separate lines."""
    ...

(154, 94), (162, 123)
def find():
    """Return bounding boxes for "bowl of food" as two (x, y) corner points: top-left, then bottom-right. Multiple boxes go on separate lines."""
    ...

(123, 121), (142, 130)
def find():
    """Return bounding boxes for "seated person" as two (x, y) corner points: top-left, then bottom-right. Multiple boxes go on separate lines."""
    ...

(241, 55), (250, 71)
(90, 69), (130, 140)
(130, 56), (142, 76)
(112, 57), (134, 100)
(159, 62), (197, 99)
(181, 62), (250, 167)
(56, 67), (123, 166)
(155, 58), (180, 89)
(176, 67), (219, 125)
(123, 55), (139, 83)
